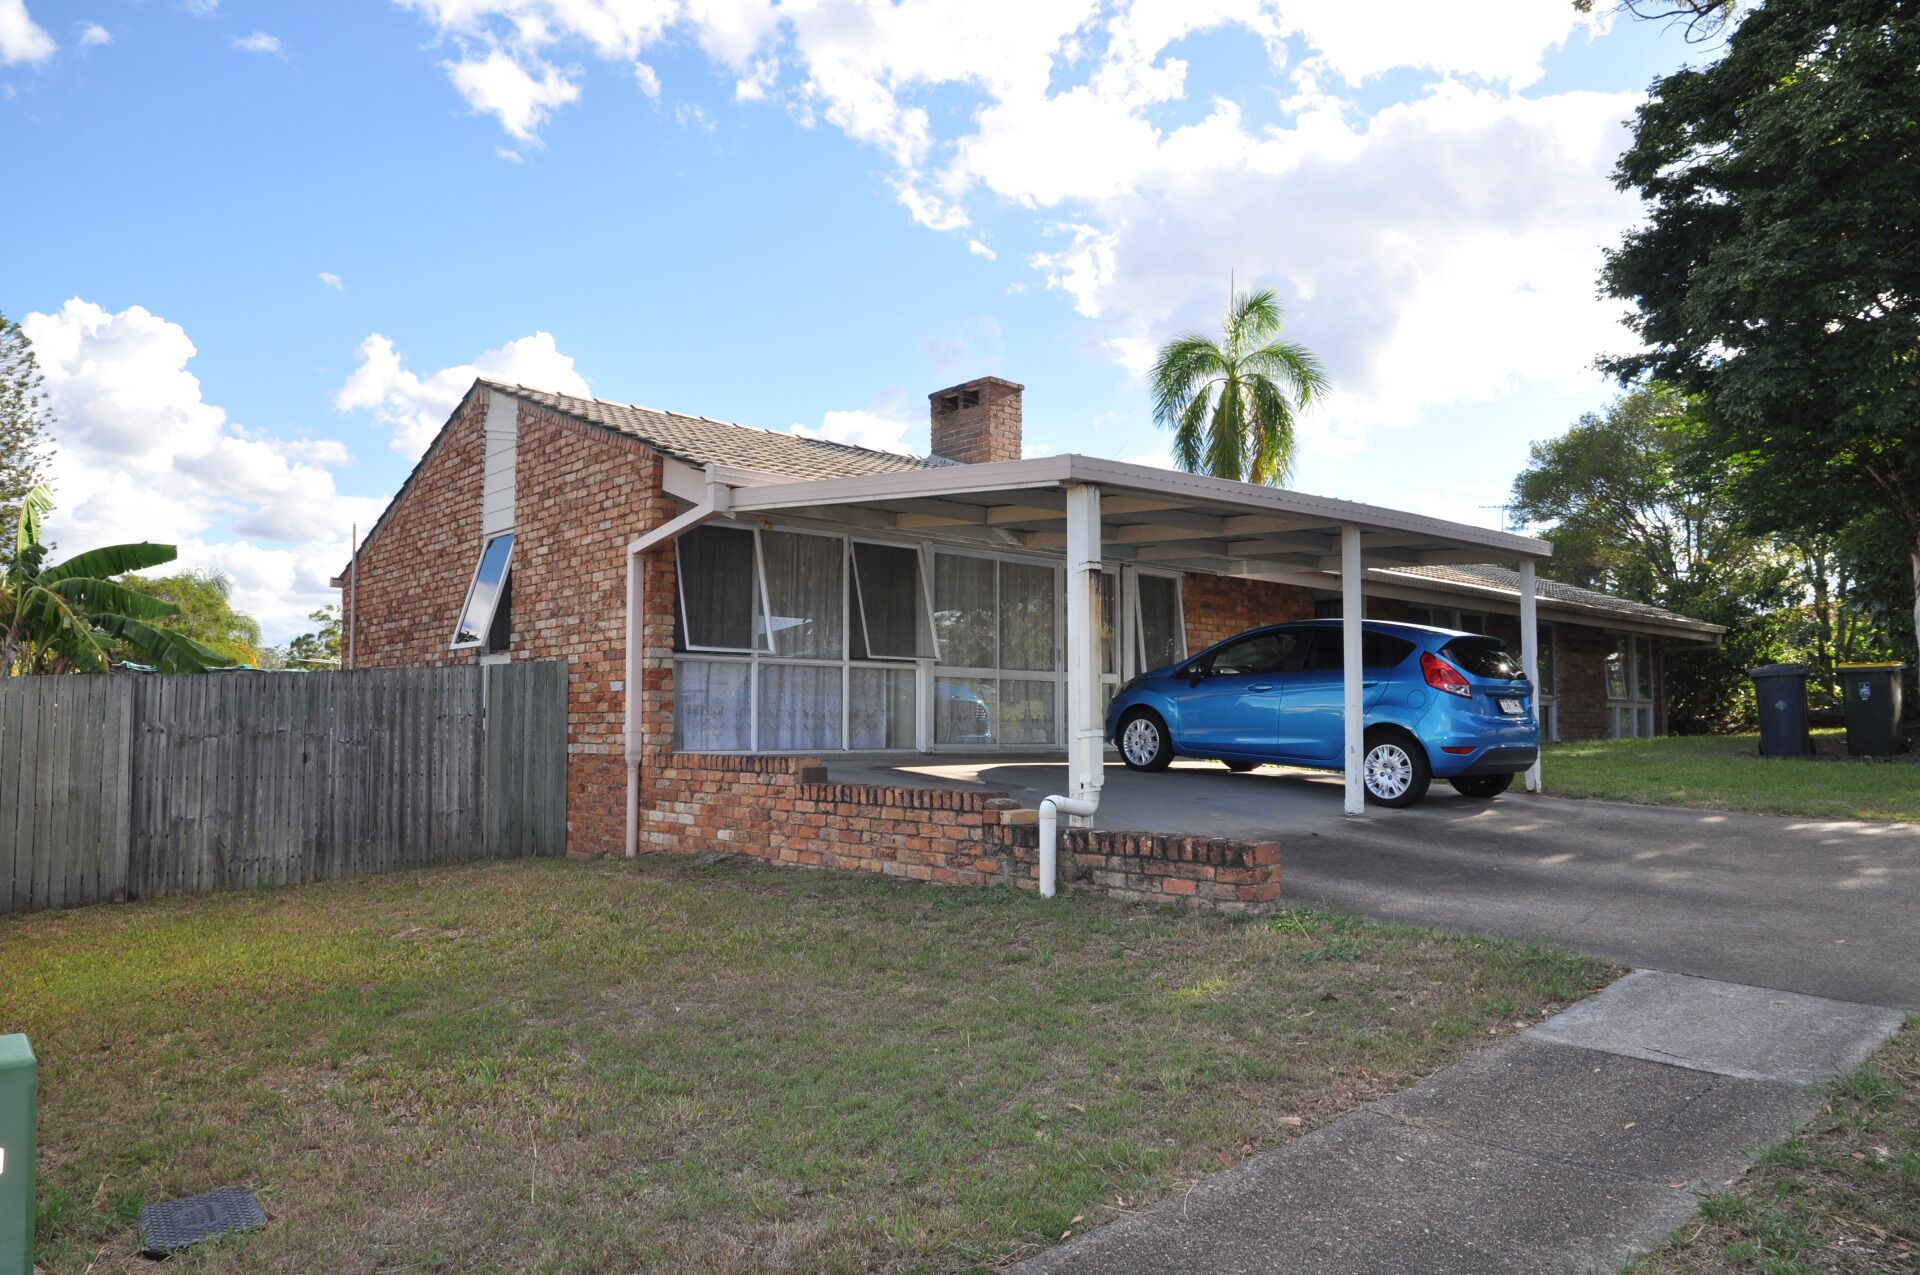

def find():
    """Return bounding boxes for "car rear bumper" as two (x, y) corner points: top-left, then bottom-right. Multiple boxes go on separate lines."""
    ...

(1448, 746), (1538, 776)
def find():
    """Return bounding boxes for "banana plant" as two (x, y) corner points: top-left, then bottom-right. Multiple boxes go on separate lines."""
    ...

(1, 485), (231, 675)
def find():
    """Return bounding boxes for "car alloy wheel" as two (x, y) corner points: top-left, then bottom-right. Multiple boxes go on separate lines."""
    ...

(1364, 741), (1415, 801)
(1121, 717), (1163, 767)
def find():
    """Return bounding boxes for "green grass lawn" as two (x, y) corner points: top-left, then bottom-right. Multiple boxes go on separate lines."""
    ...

(1544, 730), (1919, 822)
(3, 857), (1613, 1274)
(1628, 1021), (1920, 1275)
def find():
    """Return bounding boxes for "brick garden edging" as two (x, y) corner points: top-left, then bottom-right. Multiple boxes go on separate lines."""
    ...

(638, 754), (1280, 912)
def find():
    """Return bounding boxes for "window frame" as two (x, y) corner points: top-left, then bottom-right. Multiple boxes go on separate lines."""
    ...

(670, 525), (1186, 755)
(674, 522), (772, 655)
(1127, 566), (1187, 676)
(449, 531), (516, 652)
(851, 536), (940, 662)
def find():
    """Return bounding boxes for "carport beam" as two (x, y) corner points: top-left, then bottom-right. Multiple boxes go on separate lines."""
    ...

(1520, 558), (1542, 793)
(1341, 524), (1364, 816)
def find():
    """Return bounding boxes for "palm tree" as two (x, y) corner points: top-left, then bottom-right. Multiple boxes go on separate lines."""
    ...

(1, 484), (230, 675)
(1150, 283), (1328, 486)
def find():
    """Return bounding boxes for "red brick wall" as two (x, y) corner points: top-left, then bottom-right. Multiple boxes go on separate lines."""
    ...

(641, 755), (1280, 912)
(341, 391), (488, 669)
(1180, 574), (1317, 652)
(929, 377), (1023, 464)
(342, 392), (673, 855)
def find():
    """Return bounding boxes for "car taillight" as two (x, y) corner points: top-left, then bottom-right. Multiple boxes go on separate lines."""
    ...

(1421, 651), (1472, 698)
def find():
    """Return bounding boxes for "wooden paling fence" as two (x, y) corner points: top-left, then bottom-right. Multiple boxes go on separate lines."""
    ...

(0, 662), (568, 915)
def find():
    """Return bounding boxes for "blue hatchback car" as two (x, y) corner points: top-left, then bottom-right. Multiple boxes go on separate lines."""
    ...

(1104, 620), (1539, 806)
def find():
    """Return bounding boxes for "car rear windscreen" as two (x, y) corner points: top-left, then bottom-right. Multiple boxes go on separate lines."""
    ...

(1441, 637), (1525, 681)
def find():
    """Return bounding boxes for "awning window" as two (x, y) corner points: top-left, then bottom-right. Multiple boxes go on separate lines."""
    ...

(450, 532), (514, 650)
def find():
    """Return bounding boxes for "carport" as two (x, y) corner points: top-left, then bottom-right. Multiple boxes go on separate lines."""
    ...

(626, 454), (1552, 878)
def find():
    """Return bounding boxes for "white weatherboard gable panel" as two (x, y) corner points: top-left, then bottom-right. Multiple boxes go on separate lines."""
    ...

(482, 389), (517, 537)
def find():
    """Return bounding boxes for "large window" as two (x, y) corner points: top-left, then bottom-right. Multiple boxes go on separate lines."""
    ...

(673, 527), (1185, 754)
(675, 527), (929, 753)
(451, 532), (514, 651)
(934, 551), (1061, 747)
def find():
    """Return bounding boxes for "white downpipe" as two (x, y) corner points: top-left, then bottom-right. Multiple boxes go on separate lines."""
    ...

(1038, 482), (1103, 898)
(1038, 793), (1098, 898)
(1519, 558), (1542, 793)
(623, 467), (732, 859)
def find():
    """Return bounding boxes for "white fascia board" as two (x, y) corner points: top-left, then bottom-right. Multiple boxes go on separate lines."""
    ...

(722, 454), (1551, 562)
(1056, 456), (1553, 561)
(1246, 564), (1724, 641)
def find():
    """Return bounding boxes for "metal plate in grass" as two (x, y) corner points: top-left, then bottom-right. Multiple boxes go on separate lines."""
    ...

(138, 1187), (268, 1255)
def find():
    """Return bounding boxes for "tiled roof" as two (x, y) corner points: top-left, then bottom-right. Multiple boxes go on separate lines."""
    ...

(488, 381), (949, 480)
(1380, 564), (1724, 632)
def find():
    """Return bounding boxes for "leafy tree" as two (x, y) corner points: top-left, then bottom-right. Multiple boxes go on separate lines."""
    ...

(1151, 284), (1328, 486)
(120, 570), (269, 668)
(1, 485), (230, 675)
(1601, 0), (1920, 688)
(1511, 388), (1794, 730)
(1573, 0), (1742, 41)
(282, 605), (342, 669)
(0, 311), (52, 573)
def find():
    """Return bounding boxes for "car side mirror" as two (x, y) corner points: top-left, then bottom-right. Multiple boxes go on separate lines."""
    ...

(1186, 664), (1206, 686)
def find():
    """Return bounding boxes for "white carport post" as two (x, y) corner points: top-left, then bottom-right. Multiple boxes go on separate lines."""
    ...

(1065, 482), (1104, 822)
(1341, 524), (1365, 816)
(1519, 558), (1542, 793)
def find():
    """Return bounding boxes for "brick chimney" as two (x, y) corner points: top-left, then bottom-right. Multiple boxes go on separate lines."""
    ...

(929, 376), (1023, 464)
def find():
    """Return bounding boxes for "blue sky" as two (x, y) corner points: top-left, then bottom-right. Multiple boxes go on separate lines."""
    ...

(2, 1), (1719, 639)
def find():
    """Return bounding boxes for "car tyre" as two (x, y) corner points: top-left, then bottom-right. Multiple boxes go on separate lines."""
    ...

(1118, 710), (1175, 772)
(1222, 760), (1260, 773)
(1449, 773), (1514, 799)
(1362, 729), (1431, 807)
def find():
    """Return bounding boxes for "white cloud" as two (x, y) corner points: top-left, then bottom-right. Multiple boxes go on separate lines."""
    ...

(231, 31), (281, 54)
(1272, 2), (1606, 89)
(0, 0), (55, 64)
(966, 238), (996, 261)
(77, 21), (110, 48)
(494, 145), (525, 163)
(20, 299), (383, 638)
(446, 49), (579, 141)
(791, 388), (918, 455)
(631, 58), (659, 98)
(184, 0), (219, 14)
(334, 329), (590, 458)
(318, 271), (345, 292)
(383, 0), (1643, 461)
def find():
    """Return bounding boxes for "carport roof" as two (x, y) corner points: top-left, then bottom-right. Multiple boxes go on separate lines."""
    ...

(700, 453), (1551, 574)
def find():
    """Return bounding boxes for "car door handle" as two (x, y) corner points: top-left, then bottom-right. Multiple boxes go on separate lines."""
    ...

(1248, 683), (1274, 693)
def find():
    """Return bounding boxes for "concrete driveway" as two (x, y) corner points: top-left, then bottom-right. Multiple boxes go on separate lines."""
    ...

(833, 756), (1920, 1009)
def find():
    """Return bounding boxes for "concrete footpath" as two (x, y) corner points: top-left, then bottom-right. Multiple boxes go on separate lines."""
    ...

(1013, 970), (1906, 1275)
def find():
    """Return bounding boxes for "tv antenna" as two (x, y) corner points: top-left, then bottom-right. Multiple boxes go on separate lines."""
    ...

(1480, 503), (1519, 533)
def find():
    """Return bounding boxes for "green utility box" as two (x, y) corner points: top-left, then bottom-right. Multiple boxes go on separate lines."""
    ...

(0, 1035), (34, 1275)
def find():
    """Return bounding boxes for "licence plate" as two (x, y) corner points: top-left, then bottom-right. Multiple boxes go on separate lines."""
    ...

(1498, 697), (1524, 716)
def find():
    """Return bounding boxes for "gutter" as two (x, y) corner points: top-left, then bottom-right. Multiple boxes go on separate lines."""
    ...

(623, 466), (733, 858)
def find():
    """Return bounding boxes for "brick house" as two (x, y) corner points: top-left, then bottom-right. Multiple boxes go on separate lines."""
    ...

(338, 375), (1718, 872)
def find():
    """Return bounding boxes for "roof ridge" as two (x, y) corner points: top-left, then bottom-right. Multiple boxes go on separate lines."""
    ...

(482, 377), (927, 464)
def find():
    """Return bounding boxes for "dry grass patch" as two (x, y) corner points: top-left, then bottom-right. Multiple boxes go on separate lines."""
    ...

(3, 855), (1615, 1273)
